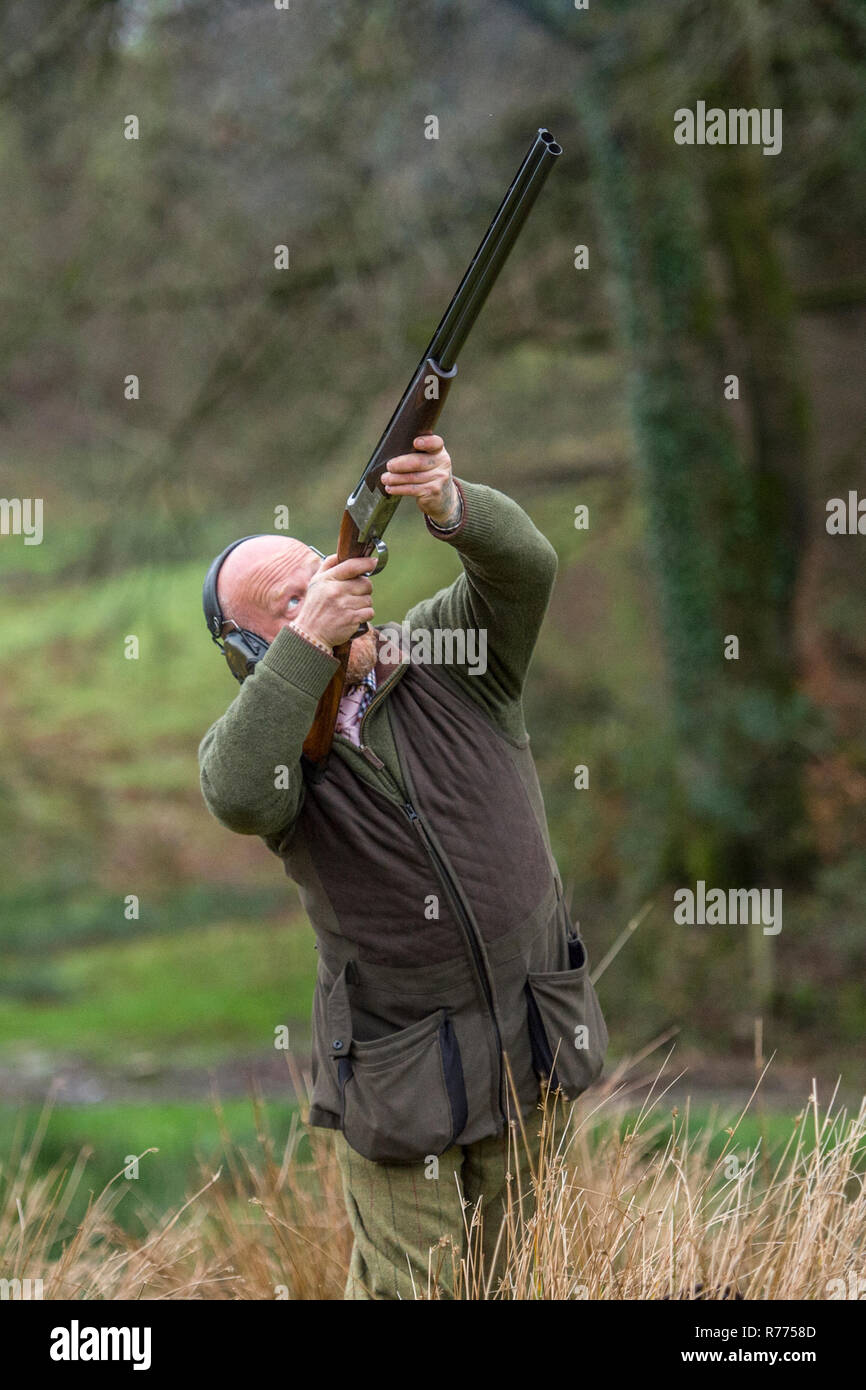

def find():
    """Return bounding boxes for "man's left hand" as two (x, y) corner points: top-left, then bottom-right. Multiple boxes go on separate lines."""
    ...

(381, 435), (461, 528)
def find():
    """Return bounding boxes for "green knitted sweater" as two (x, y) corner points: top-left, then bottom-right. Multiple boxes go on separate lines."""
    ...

(198, 479), (558, 839)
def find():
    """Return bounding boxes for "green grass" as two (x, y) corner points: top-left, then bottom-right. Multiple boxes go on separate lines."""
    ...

(613, 1103), (808, 1165)
(0, 1097), (299, 1239)
(0, 884), (286, 954)
(0, 916), (317, 1067)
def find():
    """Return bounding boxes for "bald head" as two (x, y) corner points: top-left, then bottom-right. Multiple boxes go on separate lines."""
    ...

(218, 535), (323, 644)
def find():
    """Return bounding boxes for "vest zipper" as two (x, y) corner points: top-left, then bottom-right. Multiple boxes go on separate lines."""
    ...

(401, 799), (505, 1127)
(340, 652), (506, 1128)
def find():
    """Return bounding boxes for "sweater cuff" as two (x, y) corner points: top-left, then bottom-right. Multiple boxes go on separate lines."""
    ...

(425, 478), (496, 551)
(259, 623), (339, 699)
(425, 477), (469, 542)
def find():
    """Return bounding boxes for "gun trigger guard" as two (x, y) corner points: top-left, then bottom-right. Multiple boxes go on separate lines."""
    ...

(367, 537), (388, 575)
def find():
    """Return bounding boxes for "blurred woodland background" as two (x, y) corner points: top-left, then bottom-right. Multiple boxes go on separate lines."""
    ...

(0, 0), (864, 1217)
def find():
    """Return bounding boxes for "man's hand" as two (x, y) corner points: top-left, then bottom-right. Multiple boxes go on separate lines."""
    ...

(293, 555), (375, 649)
(380, 434), (461, 528)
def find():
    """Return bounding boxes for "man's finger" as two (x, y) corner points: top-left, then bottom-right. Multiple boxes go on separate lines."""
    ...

(382, 468), (442, 490)
(382, 481), (443, 496)
(321, 556), (379, 581)
(413, 434), (443, 452)
(384, 451), (447, 474)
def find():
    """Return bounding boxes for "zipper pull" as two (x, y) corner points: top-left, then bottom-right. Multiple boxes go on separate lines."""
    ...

(402, 802), (421, 825)
(359, 744), (385, 769)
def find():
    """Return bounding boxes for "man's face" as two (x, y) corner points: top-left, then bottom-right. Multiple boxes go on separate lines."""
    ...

(217, 536), (378, 681)
(264, 545), (327, 643)
(282, 548), (379, 681)
(218, 538), (324, 644)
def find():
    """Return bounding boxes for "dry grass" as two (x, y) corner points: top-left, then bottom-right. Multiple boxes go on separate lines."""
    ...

(447, 1053), (866, 1300)
(2, 1052), (865, 1300)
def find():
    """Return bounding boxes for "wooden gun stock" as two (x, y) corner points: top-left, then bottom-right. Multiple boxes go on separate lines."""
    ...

(301, 512), (360, 769)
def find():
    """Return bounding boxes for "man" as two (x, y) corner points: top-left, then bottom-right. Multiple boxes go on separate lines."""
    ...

(198, 434), (608, 1299)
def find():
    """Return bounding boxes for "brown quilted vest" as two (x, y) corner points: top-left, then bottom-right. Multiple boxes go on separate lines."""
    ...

(266, 630), (608, 1164)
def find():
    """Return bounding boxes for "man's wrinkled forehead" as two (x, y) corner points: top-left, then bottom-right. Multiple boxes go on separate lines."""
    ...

(218, 535), (319, 608)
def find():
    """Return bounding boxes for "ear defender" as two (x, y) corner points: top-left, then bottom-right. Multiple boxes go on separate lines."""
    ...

(202, 534), (273, 684)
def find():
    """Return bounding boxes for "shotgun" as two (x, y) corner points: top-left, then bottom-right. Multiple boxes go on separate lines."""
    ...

(302, 128), (562, 775)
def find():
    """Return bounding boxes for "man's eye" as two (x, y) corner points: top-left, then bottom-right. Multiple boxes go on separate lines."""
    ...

(287, 596), (301, 610)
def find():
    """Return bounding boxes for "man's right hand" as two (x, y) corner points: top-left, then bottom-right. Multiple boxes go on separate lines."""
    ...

(293, 554), (375, 649)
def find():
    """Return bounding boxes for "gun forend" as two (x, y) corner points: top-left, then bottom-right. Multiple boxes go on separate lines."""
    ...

(347, 356), (458, 551)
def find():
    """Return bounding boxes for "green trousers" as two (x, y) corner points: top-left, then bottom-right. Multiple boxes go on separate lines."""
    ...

(334, 1119), (541, 1300)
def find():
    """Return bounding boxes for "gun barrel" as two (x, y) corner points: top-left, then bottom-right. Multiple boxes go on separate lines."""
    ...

(433, 136), (561, 369)
(354, 129), (562, 496)
(425, 128), (558, 369)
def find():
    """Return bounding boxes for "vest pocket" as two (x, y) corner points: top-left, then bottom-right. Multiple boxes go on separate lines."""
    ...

(525, 934), (608, 1100)
(336, 1009), (469, 1165)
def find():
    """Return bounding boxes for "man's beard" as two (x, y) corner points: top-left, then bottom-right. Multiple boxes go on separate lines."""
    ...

(345, 627), (379, 684)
